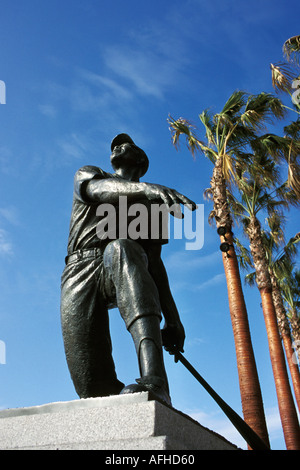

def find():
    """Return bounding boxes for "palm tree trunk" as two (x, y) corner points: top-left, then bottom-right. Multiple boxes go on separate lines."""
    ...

(210, 160), (270, 448)
(289, 309), (300, 364)
(282, 334), (300, 413)
(247, 216), (300, 450)
(270, 272), (300, 412)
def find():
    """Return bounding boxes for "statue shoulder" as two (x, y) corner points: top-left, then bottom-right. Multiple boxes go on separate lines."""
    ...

(74, 165), (112, 202)
(74, 165), (114, 185)
(75, 165), (107, 179)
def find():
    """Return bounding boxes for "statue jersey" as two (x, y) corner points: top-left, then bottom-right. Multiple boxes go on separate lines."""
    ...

(66, 165), (169, 255)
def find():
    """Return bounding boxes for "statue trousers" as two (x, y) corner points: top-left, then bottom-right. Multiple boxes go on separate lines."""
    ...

(60, 238), (162, 398)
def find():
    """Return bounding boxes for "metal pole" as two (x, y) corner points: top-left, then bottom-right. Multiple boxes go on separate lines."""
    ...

(172, 350), (270, 450)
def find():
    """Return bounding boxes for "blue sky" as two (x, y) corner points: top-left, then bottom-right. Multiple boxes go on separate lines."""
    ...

(0, 0), (299, 450)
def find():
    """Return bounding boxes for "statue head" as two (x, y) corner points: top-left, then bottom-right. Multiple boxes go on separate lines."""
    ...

(110, 133), (149, 178)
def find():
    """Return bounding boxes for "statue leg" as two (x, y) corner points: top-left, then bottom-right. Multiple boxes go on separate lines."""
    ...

(102, 239), (162, 329)
(126, 316), (171, 405)
(60, 257), (124, 398)
(102, 239), (171, 404)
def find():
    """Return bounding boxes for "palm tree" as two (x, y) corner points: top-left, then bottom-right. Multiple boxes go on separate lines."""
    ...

(267, 225), (300, 413)
(281, 267), (300, 366)
(168, 91), (285, 448)
(241, 221), (300, 413)
(283, 120), (300, 202)
(271, 34), (300, 112)
(229, 153), (300, 450)
(270, 35), (300, 199)
(274, 261), (300, 413)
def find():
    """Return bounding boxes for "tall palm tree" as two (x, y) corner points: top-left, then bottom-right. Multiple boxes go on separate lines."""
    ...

(168, 91), (285, 448)
(241, 222), (300, 413)
(281, 267), (300, 365)
(283, 120), (300, 202)
(274, 262), (300, 413)
(270, 35), (300, 199)
(266, 225), (300, 413)
(228, 154), (300, 449)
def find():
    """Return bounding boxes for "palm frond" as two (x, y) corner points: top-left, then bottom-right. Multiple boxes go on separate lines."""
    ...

(287, 160), (300, 199)
(199, 110), (216, 146)
(239, 109), (262, 130)
(275, 180), (299, 206)
(282, 232), (300, 260)
(245, 92), (286, 123)
(248, 153), (281, 188)
(282, 131), (300, 199)
(203, 187), (213, 201)
(234, 236), (253, 270)
(221, 90), (247, 118)
(283, 35), (300, 64)
(270, 62), (296, 93)
(226, 189), (247, 217)
(207, 208), (216, 226)
(245, 271), (256, 286)
(226, 124), (257, 151)
(280, 266), (300, 313)
(251, 134), (289, 161)
(284, 118), (300, 139)
(222, 153), (236, 182)
(265, 210), (286, 246)
(263, 195), (288, 218)
(168, 115), (205, 158)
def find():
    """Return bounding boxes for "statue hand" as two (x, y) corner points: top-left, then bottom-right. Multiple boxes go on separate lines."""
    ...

(143, 183), (197, 219)
(161, 321), (185, 354)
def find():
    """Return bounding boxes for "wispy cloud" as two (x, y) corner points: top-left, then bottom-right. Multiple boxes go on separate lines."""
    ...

(102, 46), (167, 100)
(186, 337), (206, 348)
(0, 206), (19, 226)
(0, 229), (13, 256)
(166, 272), (225, 295)
(78, 69), (132, 102)
(195, 273), (226, 291)
(165, 250), (221, 270)
(57, 133), (91, 160)
(38, 104), (57, 118)
(34, 12), (194, 170)
(163, 249), (225, 294)
(41, 15), (191, 115)
(186, 408), (246, 449)
(101, 24), (190, 101)
(0, 207), (19, 257)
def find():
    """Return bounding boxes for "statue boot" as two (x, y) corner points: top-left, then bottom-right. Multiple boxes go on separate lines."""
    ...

(120, 317), (171, 406)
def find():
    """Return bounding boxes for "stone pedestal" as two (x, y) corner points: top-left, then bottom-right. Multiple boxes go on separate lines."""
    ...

(0, 392), (238, 450)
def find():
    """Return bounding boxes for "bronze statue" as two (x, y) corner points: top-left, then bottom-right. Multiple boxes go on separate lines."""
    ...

(60, 134), (196, 405)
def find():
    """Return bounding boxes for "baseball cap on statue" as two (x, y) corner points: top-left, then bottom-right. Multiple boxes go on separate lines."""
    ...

(111, 133), (135, 151)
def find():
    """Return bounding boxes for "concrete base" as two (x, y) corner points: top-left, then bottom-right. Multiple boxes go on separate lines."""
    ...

(0, 392), (238, 450)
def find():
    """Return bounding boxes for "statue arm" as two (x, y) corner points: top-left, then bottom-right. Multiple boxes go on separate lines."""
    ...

(86, 178), (146, 204)
(147, 245), (185, 352)
(86, 178), (197, 217)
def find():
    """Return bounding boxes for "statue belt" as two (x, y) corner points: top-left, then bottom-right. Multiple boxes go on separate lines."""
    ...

(65, 248), (102, 265)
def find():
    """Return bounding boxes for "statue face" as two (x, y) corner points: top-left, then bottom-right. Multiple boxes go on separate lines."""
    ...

(111, 143), (149, 176)
(113, 142), (139, 158)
